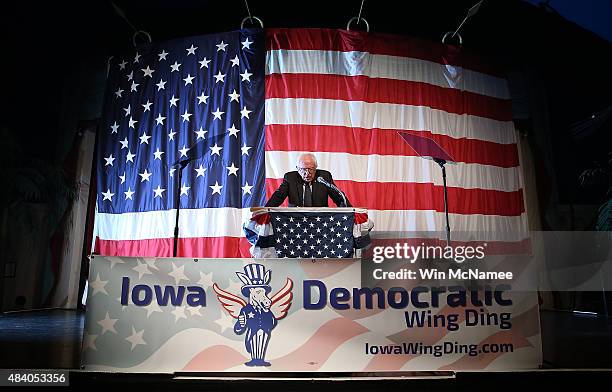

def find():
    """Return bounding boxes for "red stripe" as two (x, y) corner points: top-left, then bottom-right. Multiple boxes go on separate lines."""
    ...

(265, 124), (519, 168)
(266, 74), (512, 121)
(266, 28), (505, 78)
(95, 237), (252, 258)
(265, 179), (524, 216)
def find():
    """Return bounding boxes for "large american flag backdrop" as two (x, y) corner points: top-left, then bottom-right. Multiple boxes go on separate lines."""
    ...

(95, 28), (528, 257)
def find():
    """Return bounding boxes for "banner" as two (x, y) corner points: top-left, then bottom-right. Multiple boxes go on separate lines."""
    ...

(82, 256), (541, 372)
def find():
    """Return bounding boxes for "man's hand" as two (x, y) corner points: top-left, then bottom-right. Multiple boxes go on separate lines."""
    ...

(239, 313), (246, 327)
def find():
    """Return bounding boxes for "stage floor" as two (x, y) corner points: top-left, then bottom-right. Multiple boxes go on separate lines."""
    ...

(0, 309), (611, 389)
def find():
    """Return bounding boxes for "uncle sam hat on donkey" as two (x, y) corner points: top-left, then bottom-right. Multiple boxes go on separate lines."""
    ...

(236, 263), (272, 296)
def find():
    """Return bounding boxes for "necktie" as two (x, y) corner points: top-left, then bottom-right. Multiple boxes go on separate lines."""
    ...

(303, 183), (313, 207)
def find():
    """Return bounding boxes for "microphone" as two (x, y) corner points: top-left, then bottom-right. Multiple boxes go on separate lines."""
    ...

(316, 177), (348, 207)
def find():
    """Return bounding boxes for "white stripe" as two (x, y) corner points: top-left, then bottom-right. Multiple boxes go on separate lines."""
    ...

(95, 208), (527, 242)
(265, 151), (522, 192)
(265, 98), (516, 145)
(367, 210), (529, 241)
(266, 49), (510, 99)
(95, 208), (251, 240)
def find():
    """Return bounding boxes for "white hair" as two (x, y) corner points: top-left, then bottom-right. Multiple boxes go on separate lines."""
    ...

(297, 153), (318, 167)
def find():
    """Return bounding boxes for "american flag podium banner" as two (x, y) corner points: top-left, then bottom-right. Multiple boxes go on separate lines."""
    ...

(243, 207), (374, 258)
(82, 256), (541, 372)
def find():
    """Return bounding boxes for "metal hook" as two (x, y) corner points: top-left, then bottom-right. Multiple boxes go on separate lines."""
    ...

(346, 16), (369, 32)
(241, 16), (264, 29)
(132, 30), (152, 47)
(442, 31), (463, 46)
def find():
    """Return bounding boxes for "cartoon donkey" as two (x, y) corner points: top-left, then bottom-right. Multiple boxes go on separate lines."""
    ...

(213, 263), (293, 366)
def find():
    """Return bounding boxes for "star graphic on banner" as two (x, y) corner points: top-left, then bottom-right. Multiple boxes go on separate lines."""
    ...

(142, 257), (159, 270)
(90, 273), (108, 295)
(155, 113), (166, 125)
(82, 333), (98, 351)
(142, 100), (152, 112)
(214, 311), (234, 333)
(106, 256), (125, 269)
(104, 154), (115, 166)
(183, 74), (194, 86)
(230, 55), (239, 67)
(169, 168), (176, 178)
(133, 52), (141, 63)
(123, 104), (131, 117)
(156, 79), (166, 90)
(170, 61), (181, 72)
(125, 326), (146, 351)
(139, 132), (151, 145)
(114, 87), (123, 98)
(240, 69), (252, 82)
(102, 189), (114, 202)
(199, 57), (211, 68)
(132, 260), (152, 279)
(241, 37), (253, 49)
(212, 108), (224, 120)
(141, 65), (154, 77)
(187, 306), (204, 317)
(227, 124), (240, 137)
(118, 59), (127, 69)
(168, 130), (177, 141)
(214, 71), (226, 83)
(186, 44), (197, 55)
(195, 164), (207, 178)
(168, 263), (188, 285)
(169, 95), (179, 107)
(241, 143), (252, 156)
(158, 50), (168, 61)
(240, 106), (252, 119)
(127, 70), (134, 81)
(171, 306), (188, 322)
(153, 185), (165, 198)
(228, 89), (240, 102)
(242, 181), (253, 195)
(226, 279), (243, 294)
(197, 92), (209, 105)
(143, 301), (163, 318)
(210, 181), (223, 195)
(124, 187), (135, 200)
(119, 172), (126, 184)
(139, 169), (152, 182)
(110, 121), (119, 133)
(97, 312), (118, 335)
(216, 40), (228, 51)
(179, 145), (189, 157)
(180, 183), (190, 196)
(126, 150), (136, 163)
(195, 127), (207, 139)
(226, 163), (239, 176)
(130, 81), (139, 92)
(197, 271), (214, 287)
(209, 143), (222, 156)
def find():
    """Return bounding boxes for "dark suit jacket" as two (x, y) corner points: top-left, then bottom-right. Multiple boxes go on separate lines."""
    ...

(265, 169), (351, 207)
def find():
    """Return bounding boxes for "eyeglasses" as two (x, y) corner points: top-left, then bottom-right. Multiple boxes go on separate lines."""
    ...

(296, 166), (316, 173)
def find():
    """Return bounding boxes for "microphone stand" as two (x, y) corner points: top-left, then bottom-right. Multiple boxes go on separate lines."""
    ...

(433, 158), (451, 247)
(317, 177), (348, 207)
(173, 159), (190, 257)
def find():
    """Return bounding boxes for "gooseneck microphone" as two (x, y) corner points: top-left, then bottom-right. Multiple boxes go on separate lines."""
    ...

(316, 177), (348, 207)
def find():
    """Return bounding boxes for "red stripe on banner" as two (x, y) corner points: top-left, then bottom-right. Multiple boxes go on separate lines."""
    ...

(265, 178), (525, 216)
(266, 74), (512, 121)
(266, 28), (505, 78)
(183, 345), (247, 371)
(265, 125), (520, 168)
(95, 237), (252, 258)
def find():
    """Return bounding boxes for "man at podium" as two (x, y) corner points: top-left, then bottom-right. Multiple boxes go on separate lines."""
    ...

(265, 153), (352, 207)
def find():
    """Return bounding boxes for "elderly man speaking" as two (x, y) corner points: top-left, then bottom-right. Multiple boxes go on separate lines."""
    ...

(265, 153), (351, 207)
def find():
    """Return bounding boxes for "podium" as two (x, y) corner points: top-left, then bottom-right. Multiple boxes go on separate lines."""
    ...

(244, 207), (373, 258)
